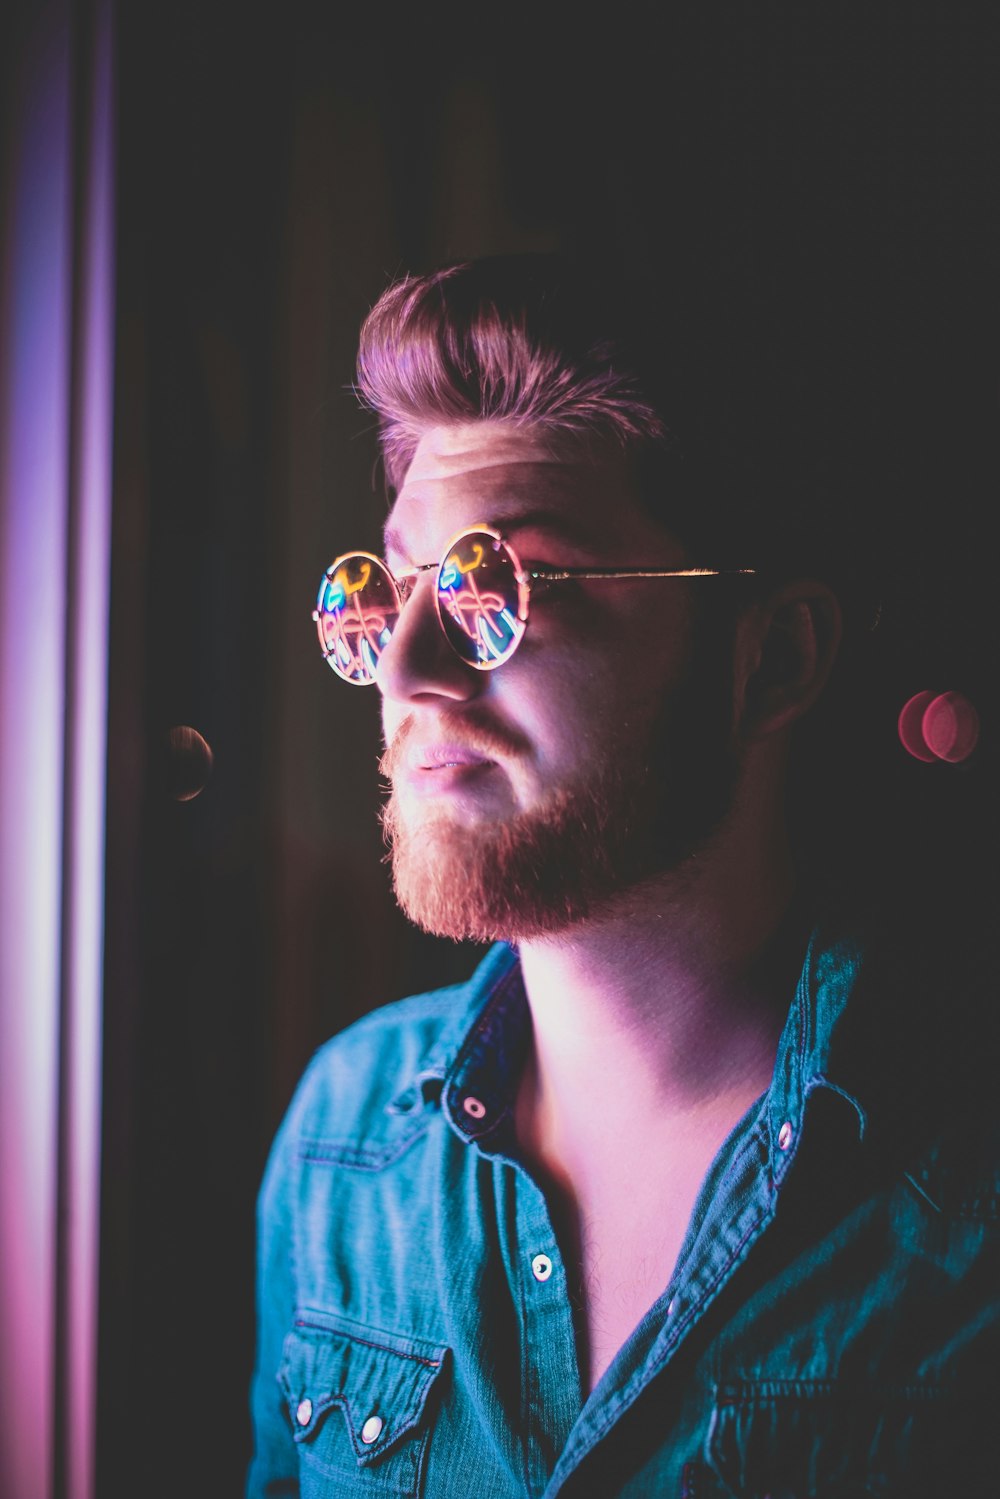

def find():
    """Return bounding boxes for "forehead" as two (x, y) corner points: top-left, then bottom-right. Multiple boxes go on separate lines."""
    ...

(384, 422), (683, 563)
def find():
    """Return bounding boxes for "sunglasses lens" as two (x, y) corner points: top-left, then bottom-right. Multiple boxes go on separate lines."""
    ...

(436, 531), (526, 668)
(314, 554), (399, 683)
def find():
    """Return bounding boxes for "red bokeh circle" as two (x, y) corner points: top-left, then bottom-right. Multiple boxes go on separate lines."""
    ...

(921, 691), (980, 763)
(897, 690), (937, 762)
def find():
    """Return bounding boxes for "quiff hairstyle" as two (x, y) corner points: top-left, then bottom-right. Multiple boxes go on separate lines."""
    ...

(354, 252), (877, 624)
(355, 254), (669, 493)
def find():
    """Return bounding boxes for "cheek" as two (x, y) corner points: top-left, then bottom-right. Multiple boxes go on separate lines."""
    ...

(552, 607), (693, 713)
(534, 585), (695, 691)
(500, 645), (675, 769)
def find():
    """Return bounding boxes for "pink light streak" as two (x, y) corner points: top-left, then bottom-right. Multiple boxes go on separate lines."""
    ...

(0, 5), (114, 1498)
(0, 16), (72, 1498)
(62, 9), (115, 1497)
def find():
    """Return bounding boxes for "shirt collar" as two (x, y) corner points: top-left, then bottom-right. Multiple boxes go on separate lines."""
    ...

(440, 948), (529, 1147)
(389, 942), (523, 1136)
(766, 922), (868, 1183)
(412, 923), (871, 1164)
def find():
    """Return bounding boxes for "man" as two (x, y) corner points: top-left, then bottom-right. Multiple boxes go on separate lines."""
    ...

(248, 254), (996, 1496)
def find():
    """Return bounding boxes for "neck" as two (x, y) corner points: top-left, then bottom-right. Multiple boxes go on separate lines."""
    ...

(514, 817), (807, 1141)
(507, 775), (811, 1398)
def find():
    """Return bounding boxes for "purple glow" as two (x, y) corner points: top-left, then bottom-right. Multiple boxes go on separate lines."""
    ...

(0, 12), (72, 1498)
(0, 5), (114, 1498)
(63, 8), (115, 1496)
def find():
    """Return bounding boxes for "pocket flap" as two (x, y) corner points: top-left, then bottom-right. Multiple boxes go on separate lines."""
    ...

(280, 1309), (448, 1467)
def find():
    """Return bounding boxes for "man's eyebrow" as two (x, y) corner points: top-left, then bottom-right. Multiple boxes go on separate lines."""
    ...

(383, 508), (597, 562)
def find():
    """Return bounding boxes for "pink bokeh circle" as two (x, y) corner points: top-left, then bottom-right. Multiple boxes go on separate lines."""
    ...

(921, 691), (980, 763)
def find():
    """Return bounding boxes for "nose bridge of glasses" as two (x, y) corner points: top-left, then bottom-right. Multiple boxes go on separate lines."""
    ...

(377, 559), (457, 677)
(391, 559), (436, 608)
(373, 567), (491, 704)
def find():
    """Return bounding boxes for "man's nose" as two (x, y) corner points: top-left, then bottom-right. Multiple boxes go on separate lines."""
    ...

(376, 576), (484, 704)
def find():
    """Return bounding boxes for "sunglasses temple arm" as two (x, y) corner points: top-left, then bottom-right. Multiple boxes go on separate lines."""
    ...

(526, 567), (757, 582)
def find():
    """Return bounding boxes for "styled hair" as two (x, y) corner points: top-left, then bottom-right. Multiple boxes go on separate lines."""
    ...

(355, 254), (670, 491)
(355, 252), (881, 622)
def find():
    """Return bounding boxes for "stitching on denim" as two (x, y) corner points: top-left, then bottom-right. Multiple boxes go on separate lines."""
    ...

(292, 1319), (443, 1368)
(411, 1404), (432, 1499)
(959, 1195), (999, 1221)
(715, 1378), (946, 1405)
(669, 1124), (771, 1310)
(712, 1121), (769, 1197)
(289, 1149), (300, 1365)
(447, 964), (524, 1091)
(649, 1204), (771, 1376)
(573, 1201), (774, 1459)
(290, 1390), (428, 1486)
(680, 1459), (702, 1497)
(797, 935), (812, 1073)
(486, 1162), (536, 1494)
(517, 1243), (536, 1496)
(297, 1120), (432, 1169)
(405, 947), (518, 1091)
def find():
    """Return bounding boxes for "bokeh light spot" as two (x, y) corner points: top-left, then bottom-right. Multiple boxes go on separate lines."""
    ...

(166, 725), (213, 800)
(897, 690), (937, 762)
(922, 691), (980, 763)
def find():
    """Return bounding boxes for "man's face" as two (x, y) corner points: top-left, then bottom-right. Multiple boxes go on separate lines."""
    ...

(377, 423), (742, 942)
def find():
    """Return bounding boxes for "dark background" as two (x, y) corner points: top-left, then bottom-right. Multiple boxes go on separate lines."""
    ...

(98, 5), (998, 1494)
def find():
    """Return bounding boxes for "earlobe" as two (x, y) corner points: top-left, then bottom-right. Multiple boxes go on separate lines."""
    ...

(738, 583), (842, 738)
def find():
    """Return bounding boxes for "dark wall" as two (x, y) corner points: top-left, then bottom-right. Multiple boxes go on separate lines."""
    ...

(99, 6), (999, 1495)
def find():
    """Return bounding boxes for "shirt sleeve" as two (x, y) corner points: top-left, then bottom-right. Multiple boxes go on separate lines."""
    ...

(246, 1077), (306, 1498)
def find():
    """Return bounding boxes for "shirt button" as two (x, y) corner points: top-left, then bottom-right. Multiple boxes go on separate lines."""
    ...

(361, 1414), (383, 1444)
(462, 1095), (487, 1120)
(531, 1253), (553, 1282)
(667, 1297), (677, 1316)
(777, 1120), (794, 1151)
(295, 1398), (312, 1426)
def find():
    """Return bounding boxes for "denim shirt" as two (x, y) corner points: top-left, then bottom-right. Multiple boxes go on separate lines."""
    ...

(247, 922), (999, 1497)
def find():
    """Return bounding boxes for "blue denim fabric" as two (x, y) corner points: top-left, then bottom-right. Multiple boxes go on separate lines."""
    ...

(248, 923), (999, 1497)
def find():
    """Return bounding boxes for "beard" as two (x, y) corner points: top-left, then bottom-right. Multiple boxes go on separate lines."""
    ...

(380, 626), (743, 944)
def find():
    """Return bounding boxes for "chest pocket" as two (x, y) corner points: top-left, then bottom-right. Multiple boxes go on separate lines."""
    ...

(705, 1379), (952, 1498)
(279, 1309), (449, 1498)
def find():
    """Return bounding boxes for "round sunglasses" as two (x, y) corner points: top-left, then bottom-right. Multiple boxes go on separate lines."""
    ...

(312, 523), (756, 685)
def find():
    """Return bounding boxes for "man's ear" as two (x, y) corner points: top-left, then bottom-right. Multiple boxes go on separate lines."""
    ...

(735, 580), (843, 739)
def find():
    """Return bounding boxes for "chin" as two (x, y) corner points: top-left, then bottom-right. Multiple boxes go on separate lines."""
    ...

(380, 750), (738, 944)
(380, 792), (585, 942)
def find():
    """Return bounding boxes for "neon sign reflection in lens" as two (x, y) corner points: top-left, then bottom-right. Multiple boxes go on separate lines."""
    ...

(312, 523), (754, 683)
(436, 530), (527, 668)
(313, 551), (401, 684)
(312, 527), (528, 683)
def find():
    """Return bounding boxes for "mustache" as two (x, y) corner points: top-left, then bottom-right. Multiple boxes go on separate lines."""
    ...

(378, 712), (532, 781)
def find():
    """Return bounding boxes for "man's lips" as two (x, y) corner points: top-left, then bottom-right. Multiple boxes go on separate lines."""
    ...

(379, 712), (531, 788)
(411, 744), (496, 772)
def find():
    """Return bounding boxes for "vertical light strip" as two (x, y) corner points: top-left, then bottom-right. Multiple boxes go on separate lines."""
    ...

(0, 4), (115, 1497)
(62, 5), (114, 1497)
(0, 9), (73, 1499)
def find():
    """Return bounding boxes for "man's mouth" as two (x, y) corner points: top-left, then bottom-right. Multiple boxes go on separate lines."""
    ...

(414, 745), (496, 772)
(379, 714), (529, 803)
